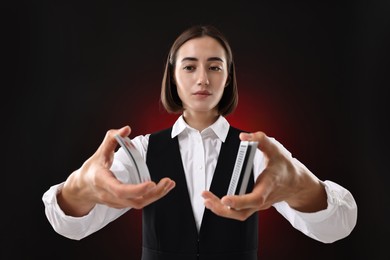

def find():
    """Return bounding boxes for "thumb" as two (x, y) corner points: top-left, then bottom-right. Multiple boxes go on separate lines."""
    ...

(239, 131), (276, 158)
(97, 126), (132, 158)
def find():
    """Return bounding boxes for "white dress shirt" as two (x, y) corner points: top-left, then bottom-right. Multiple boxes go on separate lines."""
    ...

(42, 115), (357, 243)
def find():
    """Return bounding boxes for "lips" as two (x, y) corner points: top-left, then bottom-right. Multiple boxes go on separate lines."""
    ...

(193, 90), (211, 96)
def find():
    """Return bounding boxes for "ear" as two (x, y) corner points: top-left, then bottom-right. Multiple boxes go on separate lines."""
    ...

(225, 75), (231, 87)
(171, 72), (176, 85)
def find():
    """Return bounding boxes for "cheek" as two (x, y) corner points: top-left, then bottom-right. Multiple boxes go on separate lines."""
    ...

(175, 83), (188, 103)
(214, 76), (229, 92)
(215, 72), (229, 87)
(175, 75), (196, 97)
(216, 88), (226, 101)
(174, 71), (188, 89)
(176, 86), (185, 98)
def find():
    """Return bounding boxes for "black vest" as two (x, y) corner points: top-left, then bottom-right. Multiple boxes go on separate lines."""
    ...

(143, 126), (258, 260)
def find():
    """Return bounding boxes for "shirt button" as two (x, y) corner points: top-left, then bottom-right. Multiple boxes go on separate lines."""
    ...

(199, 165), (203, 170)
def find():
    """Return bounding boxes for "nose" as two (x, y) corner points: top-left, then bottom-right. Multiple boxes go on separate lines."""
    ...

(197, 68), (209, 86)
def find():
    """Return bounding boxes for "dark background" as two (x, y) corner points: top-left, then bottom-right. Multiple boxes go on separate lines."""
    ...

(5, 1), (389, 259)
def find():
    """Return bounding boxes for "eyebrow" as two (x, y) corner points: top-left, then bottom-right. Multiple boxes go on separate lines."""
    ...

(180, 57), (224, 63)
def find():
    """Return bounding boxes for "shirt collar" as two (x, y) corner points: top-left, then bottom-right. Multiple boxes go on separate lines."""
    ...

(171, 115), (230, 142)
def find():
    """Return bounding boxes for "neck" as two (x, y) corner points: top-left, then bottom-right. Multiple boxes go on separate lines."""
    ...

(182, 110), (220, 131)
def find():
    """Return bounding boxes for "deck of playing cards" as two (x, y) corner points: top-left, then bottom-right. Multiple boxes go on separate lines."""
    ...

(115, 134), (151, 184)
(227, 141), (258, 196)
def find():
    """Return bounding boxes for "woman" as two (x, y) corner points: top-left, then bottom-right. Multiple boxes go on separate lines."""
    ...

(43, 25), (357, 260)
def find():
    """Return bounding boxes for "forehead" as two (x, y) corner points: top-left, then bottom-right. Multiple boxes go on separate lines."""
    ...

(176, 36), (226, 61)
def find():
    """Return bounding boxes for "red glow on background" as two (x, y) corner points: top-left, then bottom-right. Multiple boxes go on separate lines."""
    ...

(106, 73), (297, 258)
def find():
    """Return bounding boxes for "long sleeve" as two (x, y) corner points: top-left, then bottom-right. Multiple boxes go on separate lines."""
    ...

(42, 182), (130, 240)
(42, 135), (150, 240)
(252, 144), (358, 243)
(273, 180), (357, 243)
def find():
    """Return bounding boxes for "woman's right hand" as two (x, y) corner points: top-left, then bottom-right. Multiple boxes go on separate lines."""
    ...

(57, 126), (176, 217)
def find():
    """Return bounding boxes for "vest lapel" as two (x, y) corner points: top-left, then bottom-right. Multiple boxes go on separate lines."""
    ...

(170, 136), (199, 232)
(199, 127), (241, 233)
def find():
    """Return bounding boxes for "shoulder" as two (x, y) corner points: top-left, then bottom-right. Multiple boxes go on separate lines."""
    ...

(228, 125), (248, 137)
(149, 127), (173, 139)
(148, 127), (175, 150)
(130, 127), (174, 154)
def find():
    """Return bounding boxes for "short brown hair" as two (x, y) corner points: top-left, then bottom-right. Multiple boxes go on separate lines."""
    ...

(161, 25), (238, 116)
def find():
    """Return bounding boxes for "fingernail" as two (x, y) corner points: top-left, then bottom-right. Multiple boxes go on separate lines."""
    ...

(223, 198), (232, 207)
(164, 181), (174, 191)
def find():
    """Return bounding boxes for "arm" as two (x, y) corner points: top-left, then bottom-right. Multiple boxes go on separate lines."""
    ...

(273, 180), (357, 243)
(42, 182), (130, 240)
(42, 126), (175, 240)
(202, 131), (357, 243)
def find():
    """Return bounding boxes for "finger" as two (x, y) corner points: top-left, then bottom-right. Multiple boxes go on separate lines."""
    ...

(119, 181), (159, 199)
(130, 178), (176, 209)
(239, 131), (277, 157)
(202, 191), (256, 221)
(220, 192), (261, 210)
(220, 175), (275, 211)
(202, 190), (231, 212)
(98, 126), (132, 157)
(101, 172), (157, 199)
(145, 177), (176, 198)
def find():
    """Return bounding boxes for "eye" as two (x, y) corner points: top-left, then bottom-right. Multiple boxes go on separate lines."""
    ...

(209, 66), (222, 71)
(183, 65), (195, 71)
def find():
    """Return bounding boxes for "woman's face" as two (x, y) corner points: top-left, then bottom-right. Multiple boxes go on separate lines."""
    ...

(174, 36), (229, 115)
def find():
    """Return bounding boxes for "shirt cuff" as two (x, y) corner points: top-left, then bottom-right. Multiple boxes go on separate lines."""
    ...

(43, 182), (97, 221)
(282, 180), (346, 223)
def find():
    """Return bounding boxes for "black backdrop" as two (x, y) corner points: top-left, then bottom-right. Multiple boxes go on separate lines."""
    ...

(5, 1), (389, 259)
